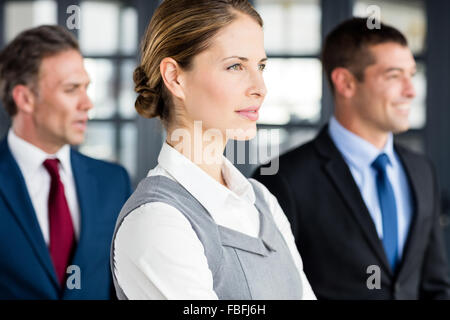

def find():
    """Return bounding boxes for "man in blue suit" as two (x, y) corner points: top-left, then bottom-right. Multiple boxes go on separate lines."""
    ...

(0, 25), (132, 299)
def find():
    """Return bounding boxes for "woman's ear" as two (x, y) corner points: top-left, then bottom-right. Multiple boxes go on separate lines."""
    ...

(160, 57), (186, 101)
(12, 84), (36, 114)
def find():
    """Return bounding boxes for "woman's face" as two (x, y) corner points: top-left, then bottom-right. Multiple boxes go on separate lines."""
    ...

(180, 13), (267, 141)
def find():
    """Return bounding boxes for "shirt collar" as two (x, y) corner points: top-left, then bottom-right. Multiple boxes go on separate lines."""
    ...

(7, 128), (72, 178)
(155, 141), (255, 216)
(328, 116), (395, 169)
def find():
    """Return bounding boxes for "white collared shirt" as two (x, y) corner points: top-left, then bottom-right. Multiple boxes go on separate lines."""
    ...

(7, 128), (80, 244)
(114, 142), (316, 300)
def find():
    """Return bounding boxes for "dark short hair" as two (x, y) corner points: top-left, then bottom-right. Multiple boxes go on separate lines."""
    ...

(322, 17), (408, 93)
(0, 25), (79, 117)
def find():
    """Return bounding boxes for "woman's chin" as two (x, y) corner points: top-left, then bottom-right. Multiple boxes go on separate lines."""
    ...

(226, 125), (257, 141)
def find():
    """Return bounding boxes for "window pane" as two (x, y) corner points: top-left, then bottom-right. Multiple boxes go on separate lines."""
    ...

(120, 123), (137, 179)
(80, 1), (119, 55)
(120, 7), (138, 55)
(79, 122), (115, 162)
(5, 0), (57, 42)
(250, 127), (317, 175)
(259, 58), (322, 124)
(119, 60), (138, 118)
(255, 0), (321, 55)
(282, 128), (318, 152)
(353, 0), (426, 54)
(409, 62), (426, 129)
(84, 59), (116, 119)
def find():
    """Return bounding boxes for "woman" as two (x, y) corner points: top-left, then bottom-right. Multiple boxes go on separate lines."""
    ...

(111, 0), (316, 300)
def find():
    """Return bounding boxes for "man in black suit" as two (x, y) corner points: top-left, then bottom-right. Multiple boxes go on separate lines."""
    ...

(252, 18), (450, 299)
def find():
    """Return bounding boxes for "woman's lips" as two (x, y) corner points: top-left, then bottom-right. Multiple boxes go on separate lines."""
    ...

(235, 106), (260, 121)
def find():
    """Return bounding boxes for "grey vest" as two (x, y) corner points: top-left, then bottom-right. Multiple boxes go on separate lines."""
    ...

(110, 175), (303, 299)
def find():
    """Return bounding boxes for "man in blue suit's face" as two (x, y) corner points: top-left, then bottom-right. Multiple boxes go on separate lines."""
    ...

(10, 49), (93, 154)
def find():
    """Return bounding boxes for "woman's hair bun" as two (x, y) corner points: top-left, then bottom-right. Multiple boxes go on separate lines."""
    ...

(133, 66), (161, 119)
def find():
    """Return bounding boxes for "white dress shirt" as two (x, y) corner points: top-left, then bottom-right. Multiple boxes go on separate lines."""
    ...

(114, 142), (316, 300)
(7, 128), (81, 244)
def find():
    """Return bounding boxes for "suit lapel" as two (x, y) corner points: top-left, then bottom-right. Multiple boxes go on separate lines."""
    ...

(394, 146), (424, 275)
(314, 127), (392, 274)
(0, 138), (60, 288)
(68, 150), (98, 272)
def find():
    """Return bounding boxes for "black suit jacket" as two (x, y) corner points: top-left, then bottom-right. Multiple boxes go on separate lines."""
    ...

(252, 126), (450, 299)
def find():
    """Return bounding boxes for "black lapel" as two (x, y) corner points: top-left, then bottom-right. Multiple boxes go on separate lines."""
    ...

(393, 145), (425, 275)
(313, 126), (392, 274)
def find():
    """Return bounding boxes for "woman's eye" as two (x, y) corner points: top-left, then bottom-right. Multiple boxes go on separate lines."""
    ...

(228, 63), (243, 71)
(258, 64), (266, 71)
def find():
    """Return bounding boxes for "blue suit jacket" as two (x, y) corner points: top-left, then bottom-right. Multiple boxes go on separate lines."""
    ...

(0, 137), (132, 299)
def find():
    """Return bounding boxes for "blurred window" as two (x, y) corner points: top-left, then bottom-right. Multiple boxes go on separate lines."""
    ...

(78, 1), (138, 181)
(4, 0), (57, 42)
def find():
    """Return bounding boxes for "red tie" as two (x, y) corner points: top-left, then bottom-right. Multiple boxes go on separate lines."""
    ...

(43, 159), (75, 287)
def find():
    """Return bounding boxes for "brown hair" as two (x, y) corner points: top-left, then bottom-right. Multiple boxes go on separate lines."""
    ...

(0, 25), (79, 117)
(322, 17), (408, 93)
(134, 0), (263, 128)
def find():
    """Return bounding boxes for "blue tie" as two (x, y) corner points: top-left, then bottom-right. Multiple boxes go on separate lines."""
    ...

(372, 153), (398, 272)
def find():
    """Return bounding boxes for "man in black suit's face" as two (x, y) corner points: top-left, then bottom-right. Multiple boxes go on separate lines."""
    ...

(328, 41), (417, 149)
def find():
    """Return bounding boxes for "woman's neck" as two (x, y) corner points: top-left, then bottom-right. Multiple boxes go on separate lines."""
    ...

(166, 127), (228, 187)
